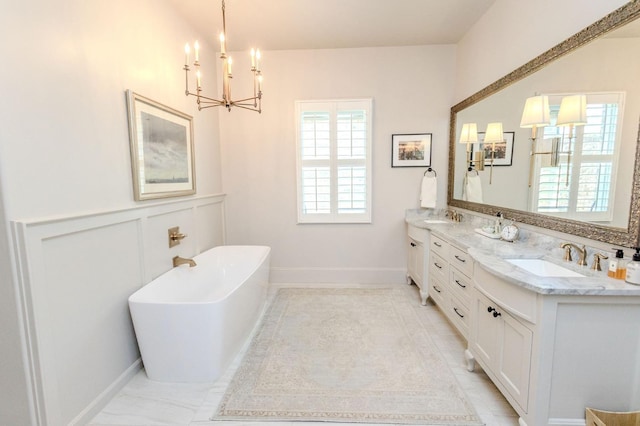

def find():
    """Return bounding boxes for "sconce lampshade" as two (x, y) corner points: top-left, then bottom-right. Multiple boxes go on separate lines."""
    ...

(459, 123), (478, 144)
(484, 122), (504, 145)
(557, 95), (587, 126)
(520, 95), (550, 128)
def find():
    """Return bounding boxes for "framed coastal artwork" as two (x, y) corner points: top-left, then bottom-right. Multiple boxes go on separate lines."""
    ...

(126, 90), (196, 200)
(391, 133), (432, 167)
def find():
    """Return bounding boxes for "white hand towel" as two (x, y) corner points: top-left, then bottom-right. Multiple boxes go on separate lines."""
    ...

(463, 174), (483, 203)
(420, 176), (437, 208)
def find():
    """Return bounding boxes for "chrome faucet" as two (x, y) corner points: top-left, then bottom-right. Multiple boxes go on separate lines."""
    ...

(173, 255), (196, 267)
(560, 242), (587, 266)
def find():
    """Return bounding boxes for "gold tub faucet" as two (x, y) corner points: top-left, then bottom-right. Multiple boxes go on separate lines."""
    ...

(173, 256), (196, 267)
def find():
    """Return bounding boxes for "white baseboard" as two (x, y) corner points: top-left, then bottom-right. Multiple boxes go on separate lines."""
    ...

(68, 359), (142, 426)
(269, 267), (406, 284)
(548, 418), (586, 425)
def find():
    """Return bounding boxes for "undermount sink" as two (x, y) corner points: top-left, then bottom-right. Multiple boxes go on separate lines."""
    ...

(423, 219), (450, 224)
(506, 258), (585, 278)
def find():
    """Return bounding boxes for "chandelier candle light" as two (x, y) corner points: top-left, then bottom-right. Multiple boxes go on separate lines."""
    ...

(183, 0), (263, 113)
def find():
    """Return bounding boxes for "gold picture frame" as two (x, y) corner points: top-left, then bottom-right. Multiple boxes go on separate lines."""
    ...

(126, 90), (195, 201)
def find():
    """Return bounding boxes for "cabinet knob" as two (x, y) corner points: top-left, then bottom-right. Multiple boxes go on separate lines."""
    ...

(410, 242), (416, 247)
(487, 306), (502, 317)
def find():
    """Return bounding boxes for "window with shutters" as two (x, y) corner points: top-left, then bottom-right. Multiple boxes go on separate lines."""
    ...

(295, 99), (372, 223)
(533, 92), (624, 222)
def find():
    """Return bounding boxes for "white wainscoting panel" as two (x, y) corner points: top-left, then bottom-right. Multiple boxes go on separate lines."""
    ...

(10, 194), (225, 426)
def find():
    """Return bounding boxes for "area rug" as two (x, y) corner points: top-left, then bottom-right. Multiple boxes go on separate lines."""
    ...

(213, 287), (483, 425)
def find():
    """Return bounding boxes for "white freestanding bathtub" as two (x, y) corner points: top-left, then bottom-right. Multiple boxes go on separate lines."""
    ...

(128, 245), (271, 382)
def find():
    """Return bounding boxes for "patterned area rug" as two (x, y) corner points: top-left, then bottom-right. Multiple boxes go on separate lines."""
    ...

(213, 287), (483, 425)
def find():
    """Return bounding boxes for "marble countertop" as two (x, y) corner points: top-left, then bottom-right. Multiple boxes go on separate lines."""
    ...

(406, 213), (640, 297)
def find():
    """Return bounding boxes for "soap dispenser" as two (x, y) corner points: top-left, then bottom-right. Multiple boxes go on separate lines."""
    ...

(625, 247), (640, 285)
(608, 249), (626, 279)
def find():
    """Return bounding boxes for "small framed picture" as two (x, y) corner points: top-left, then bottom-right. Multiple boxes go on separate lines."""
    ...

(474, 131), (515, 166)
(391, 133), (432, 167)
(126, 90), (196, 200)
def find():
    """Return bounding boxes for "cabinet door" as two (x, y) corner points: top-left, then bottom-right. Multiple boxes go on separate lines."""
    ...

(407, 238), (423, 286)
(497, 311), (532, 412)
(472, 290), (532, 413)
(471, 291), (500, 368)
(415, 242), (424, 286)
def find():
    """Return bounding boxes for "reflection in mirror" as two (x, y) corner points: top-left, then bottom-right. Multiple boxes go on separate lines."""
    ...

(448, 2), (640, 247)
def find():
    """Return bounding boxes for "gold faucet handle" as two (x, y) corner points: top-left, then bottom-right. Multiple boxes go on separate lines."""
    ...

(561, 244), (573, 262)
(170, 231), (187, 241)
(168, 226), (187, 248)
(591, 252), (609, 271)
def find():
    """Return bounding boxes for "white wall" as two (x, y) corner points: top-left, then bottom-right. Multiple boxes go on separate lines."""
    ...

(219, 45), (456, 283)
(455, 0), (629, 102)
(0, 1), (222, 220)
(0, 1), (225, 424)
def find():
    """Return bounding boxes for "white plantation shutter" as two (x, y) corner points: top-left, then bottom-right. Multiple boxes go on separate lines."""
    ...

(535, 93), (623, 222)
(296, 99), (372, 223)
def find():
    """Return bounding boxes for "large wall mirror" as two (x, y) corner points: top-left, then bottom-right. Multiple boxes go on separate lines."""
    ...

(448, 2), (640, 247)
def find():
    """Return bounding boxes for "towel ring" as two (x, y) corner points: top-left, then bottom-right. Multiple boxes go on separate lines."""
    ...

(424, 167), (437, 177)
(467, 167), (479, 176)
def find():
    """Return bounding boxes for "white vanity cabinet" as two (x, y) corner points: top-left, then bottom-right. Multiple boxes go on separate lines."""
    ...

(471, 286), (533, 412)
(406, 224), (429, 305)
(469, 264), (640, 426)
(428, 234), (473, 339)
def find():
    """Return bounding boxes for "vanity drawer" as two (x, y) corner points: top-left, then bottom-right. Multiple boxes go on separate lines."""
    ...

(430, 235), (449, 258)
(407, 224), (427, 243)
(474, 266), (538, 324)
(429, 276), (447, 307)
(447, 293), (469, 338)
(449, 268), (472, 308)
(429, 252), (449, 283)
(449, 245), (473, 276)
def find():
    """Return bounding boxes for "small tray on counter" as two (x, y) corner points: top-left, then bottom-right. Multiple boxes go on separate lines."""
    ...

(474, 228), (501, 239)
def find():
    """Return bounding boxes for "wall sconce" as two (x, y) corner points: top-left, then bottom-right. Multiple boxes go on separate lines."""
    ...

(520, 95), (558, 187)
(459, 123), (484, 171)
(483, 122), (504, 184)
(557, 94), (587, 185)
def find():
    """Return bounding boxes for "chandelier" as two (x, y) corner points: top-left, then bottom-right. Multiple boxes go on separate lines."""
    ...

(183, 0), (263, 113)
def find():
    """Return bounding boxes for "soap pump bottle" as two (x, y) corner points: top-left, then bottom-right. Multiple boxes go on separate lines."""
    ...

(625, 247), (640, 285)
(608, 249), (626, 279)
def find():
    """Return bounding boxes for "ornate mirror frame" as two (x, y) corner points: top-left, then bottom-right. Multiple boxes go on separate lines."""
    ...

(448, 2), (640, 247)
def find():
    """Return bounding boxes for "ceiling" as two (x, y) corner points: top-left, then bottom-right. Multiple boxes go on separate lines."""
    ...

(168, 0), (496, 51)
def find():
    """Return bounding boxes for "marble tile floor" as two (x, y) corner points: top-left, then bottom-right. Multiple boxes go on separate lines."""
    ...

(89, 283), (520, 426)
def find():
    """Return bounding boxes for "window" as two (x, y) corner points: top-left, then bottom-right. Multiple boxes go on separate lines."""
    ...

(533, 92), (624, 222)
(295, 99), (372, 223)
